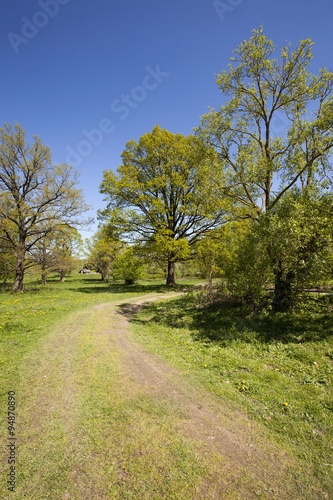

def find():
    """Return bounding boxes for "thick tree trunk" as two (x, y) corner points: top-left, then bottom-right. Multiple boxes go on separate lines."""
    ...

(166, 261), (176, 286)
(272, 259), (295, 309)
(101, 271), (110, 282)
(12, 267), (24, 292)
(12, 244), (25, 292)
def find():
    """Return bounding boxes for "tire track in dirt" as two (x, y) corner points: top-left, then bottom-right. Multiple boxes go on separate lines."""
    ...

(91, 295), (314, 499)
(11, 293), (327, 499)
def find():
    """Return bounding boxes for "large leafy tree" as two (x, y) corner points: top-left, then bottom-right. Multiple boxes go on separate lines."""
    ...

(197, 27), (333, 301)
(99, 125), (227, 285)
(197, 27), (333, 214)
(0, 123), (89, 291)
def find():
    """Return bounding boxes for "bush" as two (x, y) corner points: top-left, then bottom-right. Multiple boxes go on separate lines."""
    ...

(113, 248), (145, 284)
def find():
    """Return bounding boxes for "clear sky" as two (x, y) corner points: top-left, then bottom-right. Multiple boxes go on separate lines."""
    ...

(1, 0), (333, 239)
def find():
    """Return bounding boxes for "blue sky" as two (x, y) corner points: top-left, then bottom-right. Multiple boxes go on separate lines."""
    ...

(1, 0), (333, 239)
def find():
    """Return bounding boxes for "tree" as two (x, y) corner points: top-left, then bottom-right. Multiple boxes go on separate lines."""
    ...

(30, 228), (83, 284)
(0, 123), (89, 291)
(0, 242), (15, 286)
(137, 227), (192, 283)
(113, 247), (145, 284)
(258, 190), (333, 307)
(219, 221), (272, 305)
(29, 234), (59, 285)
(195, 230), (225, 291)
(197, 27), (333, 302)
(85, 226), (122, 282)
(99, 125), (227, 285)
(52, 242), (79, 282)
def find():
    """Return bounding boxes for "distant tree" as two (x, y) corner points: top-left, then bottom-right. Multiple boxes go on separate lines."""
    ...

(99, 125), (227, 286)
(29, 228), (83, 284)
(85, 226), (122, 282)
(29, 234), (58, 285)
(113, 247), (145, 285)
(0, 123), (89, 291)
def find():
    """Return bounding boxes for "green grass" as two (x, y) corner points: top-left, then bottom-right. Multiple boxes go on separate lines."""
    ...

(131, 293), (333, 497)
(0, 274), (242, 499)
(1, 274), (332, 497)
(0, 273), (199, 386)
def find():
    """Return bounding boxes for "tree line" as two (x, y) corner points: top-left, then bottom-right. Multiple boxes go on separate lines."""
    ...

(1, 27), (333, 306)
(94, 27), (333, 308)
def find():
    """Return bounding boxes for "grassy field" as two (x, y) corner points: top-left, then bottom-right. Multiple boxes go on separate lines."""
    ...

(1, 273), (211, 499)
(0, 273), (195, 388)
(1, 273), (332, 498)
(131, 292), (333, 497)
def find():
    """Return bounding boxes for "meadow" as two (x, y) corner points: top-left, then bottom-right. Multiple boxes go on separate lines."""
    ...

(0, 273), (191, 389)
(0, 273), (332, 498)
(131, 291), (333, 496)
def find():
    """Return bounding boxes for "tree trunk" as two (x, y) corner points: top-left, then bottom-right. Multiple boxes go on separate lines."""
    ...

(59, 271), (65, 282)
(41, 263), (47, 285)
(12, 244), (25, 292)
(101, 271), (110, 282)
(166, 261), (176, 286)
(272, 259), (295, 309)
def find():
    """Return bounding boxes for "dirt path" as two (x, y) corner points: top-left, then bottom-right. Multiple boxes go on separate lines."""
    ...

(9, 294), (320, 499)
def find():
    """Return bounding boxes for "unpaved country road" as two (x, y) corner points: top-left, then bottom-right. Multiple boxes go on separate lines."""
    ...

(4, 294), (324, 499)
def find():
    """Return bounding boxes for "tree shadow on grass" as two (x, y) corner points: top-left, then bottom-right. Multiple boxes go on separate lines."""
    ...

(70, 281), (194, 295)
(130, 296), (333, 345)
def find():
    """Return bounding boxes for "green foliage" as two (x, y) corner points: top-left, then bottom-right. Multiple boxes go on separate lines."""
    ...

(196, 231), (225, 282)
(259, 191), (333, 306)
(221, 222), (271, 305)
(195, 222), (271, 305)
(148, 228), (191, 264)
(0, 241), (15, 284)
(29, 228), (83, 284)
(196, 27), (333, 305)
(99, 125), (227, 285)
(113, 247), (145, 284)
(0, 123), (89, 291)
(197, 27), (333, 218)
(85, 225), (123, 282)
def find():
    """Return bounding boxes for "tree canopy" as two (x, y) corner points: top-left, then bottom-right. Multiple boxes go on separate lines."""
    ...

(196, 27), (333, 218)
(85, 225), (122, 283)
(99, 125), (227, 285)
(0, 123), (89, 291)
